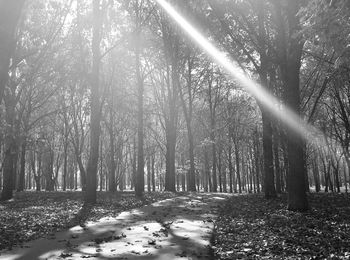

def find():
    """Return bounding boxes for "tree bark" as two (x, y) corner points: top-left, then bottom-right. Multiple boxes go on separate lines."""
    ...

(257, 1), (276, 199)
(261, 108), (276, 198)
(17, 141), (26, 192)
(135, 1), (144, 196)
(164, 59), (178, 192)
(218, 149), (222, 192)
(254, 130), (261, 193)
(1, 90), (17, 200)
(62, 116), (69, 191)
(208, 78), (217, 192)
(108, 107), (116, 192)
(165, 125), (176, 191)
(151, 153), (156, 191)
(228, 145), (234, 193)
(147, 155), (151, 192)
(273, 133), (282, 193)
(234, 140), (242, 193)
(1, 137), (16, 200)
(85, 0), (102, 204)
(179, 54), (196, 191)
(43, 147), (55, 191)
(274, 0), (308, 211)
(204, 147), (212, 192)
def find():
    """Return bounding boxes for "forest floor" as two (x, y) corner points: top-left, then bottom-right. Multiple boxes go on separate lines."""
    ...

(212, 192), (350, 259)
(0, 191), (177, 251)
(0, 191), (230, 259)
(1, 192), (350, 259)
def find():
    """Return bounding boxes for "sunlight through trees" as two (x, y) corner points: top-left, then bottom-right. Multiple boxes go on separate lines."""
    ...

(0, 0), (349, 212)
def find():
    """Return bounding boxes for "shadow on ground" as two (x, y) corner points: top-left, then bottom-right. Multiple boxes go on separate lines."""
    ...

(0, 193), (231, 260)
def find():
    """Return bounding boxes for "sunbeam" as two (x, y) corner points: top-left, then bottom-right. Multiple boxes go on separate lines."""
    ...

(154, 0), (322, 144)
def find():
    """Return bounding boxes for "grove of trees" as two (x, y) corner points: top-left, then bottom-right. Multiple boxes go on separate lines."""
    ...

(0, 0), (349, 211)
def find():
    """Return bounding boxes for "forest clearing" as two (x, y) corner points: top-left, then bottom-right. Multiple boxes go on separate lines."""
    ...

(1, 0), (350, 259)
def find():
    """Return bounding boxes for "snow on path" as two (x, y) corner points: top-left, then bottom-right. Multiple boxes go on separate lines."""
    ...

(0, 193), (231, 260)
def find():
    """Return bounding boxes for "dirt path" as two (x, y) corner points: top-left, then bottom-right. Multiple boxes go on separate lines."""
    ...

(0, 193), (231, 260)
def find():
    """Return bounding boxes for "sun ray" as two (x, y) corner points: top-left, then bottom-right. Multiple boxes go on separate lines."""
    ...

(155, 0), (350, 180)
(155, 0), (324, 145)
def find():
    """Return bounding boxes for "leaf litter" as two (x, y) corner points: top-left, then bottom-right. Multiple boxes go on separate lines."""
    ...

(0, 191), (176, 250)
(212, 193), (350, 259)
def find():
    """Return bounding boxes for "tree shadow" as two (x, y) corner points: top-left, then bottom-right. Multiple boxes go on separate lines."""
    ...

(1, 193), (228, 260)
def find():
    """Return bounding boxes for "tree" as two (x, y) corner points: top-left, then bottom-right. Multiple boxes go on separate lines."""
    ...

(85, 0), (103, 204)
(134, 0), (145, 197)
(0, 0), (26, 200)
(156, 14), (181, 192)
(273, 0), (309, 211)
(178, 50), (197, 191)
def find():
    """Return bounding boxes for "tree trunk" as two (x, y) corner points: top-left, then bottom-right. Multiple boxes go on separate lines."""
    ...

(26, 159), (31, 190)
(332, 160), (340, 192)
(131, 139), (137, 190)
(85, 0), (102, 204)
(147, 155), (151, 192)
(344, 156), (349, 193)
(256, 0), (276, 199)
(1, 137), (16, 200)
(187, 125), (196, 191)
(30, 150), (40, 191)
(234, 141), (242, 193)
(208, 95), (218, 192)
(135, 10), (144, 197)
(17, 141), (26, 192)
(285, 84), (309, 210)
(99, 138), (103, 191)
(211, 139), (217, 192)
(281, 138), (288, 192)
(275, 0), (308, 211)
(262, 108), (276, 198)
(303, 146), (310, 192)
(179, 55), (196, 192)
(222, 161), (227, 193)
(151, 154), (156, 191)
(228, 145), (234, 193)
(254, 131), (261, 193)
(312, 158), (320, 192)
(62, 121), (68, 191)
(204, 148), (212, 192)
(44, 148), (55, 191)
(164, 62), (178, 192)
(273, 134), (282, 193)
(76, 155), (86, 190)
(165, 125), (176, 191)
(218, 150), (222, 192)
(108, 114), (116, 192)
(1, 92), (17, 200)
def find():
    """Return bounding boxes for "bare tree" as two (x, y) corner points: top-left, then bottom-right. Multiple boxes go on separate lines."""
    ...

(85, 0), (103, 204)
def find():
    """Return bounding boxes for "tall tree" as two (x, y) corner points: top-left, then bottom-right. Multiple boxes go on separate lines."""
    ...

(274, 0), (309, 211)
(178, 51), (197, 191)
(1, 82), (17, 200)
(85, 0), (103, 204)
(132, 0), (146, 197)
(158, 16), (180, 192)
